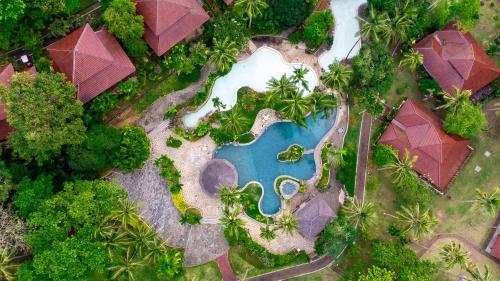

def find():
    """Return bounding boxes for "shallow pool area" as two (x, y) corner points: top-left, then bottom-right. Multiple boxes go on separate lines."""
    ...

(318, 0), (367, 69)
(183, 46), (319, 127)
(214, 112), (337, 215)
(280, 179), (300, 200)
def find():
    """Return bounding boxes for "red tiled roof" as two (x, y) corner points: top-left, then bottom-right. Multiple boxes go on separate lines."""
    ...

(47, 24), (136, 103)
(224, 0), (234, 4)
(379, 99), (472, 192)
(0, 64), (15, 89)
(491, 236), (500, 260)
(413, 23), (500, 94)
(135, 0), (210, 56)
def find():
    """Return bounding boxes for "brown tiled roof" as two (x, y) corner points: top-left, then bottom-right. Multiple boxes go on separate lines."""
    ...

(224, 0), (234, 4)
(413, 23), (500, 94)
(491, 236), (500, 260)
(0, 64), (15, 89)
(379, 99), (472, 192)
(135, 0), (210, 56)
(296, 195), (335, 240)
(47, 24), (136, 103)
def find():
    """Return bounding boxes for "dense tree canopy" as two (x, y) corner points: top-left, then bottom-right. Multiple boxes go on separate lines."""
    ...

(6, 72), (85, 165)
(314, 218), (356, 257)
(351, 43), (395, 95)
(115, 126), (151, 172)
(13, 175), (54, 218)
(443, 103), (486, 138)
(267, 0), (314, 29)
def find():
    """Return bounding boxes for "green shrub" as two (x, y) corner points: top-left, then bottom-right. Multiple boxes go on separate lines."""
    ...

(443, 104), (486, 138)
(13, 175), (54, 218)
(166, 136), (182, 148)
(115, 126), (151, 172)
(180, 208), (203, 225)
(314, 217), (356, 257)
(164, 106), (178, 120)
(418, 78), (441, 95)
(335, 146), (357, 194)
(267, 0), (314, 29)
(210, 128), (234, 145)
(277, 144), (304, 162)
(303, 10), (334, 50)
(83, 90), (118, 125)
(372, 144), (397, 167)
(154, 155), (183, 193)
(288, 30), (304, 44)
(117, 79), (139, 100)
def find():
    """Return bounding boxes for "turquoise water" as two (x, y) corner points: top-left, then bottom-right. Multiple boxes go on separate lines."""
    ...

(282, 181), (298, 196)
(214, 111), (337, 215)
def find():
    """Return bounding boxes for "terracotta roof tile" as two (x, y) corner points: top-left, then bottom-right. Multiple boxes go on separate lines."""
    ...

(135, 0), (209, 56)
(0, 64), (15, 89)
(379, 99), (472, 192)
(491, 236), (500, 260)
(47, 24), (135, 103)
(224, 0), (234, 4)
(413, 23), (500, 94)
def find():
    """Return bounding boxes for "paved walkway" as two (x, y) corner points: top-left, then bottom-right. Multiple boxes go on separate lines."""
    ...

(354, 112), (372, 202)
(215, 253), (237, 281)
(247, 255), (335, 281)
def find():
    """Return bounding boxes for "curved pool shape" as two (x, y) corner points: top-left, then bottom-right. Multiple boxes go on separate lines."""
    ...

(214, 112), (337, 215)
(280, 180), (300, 200)
(183, 46), (319, 127)
(318, 0), (367, 70)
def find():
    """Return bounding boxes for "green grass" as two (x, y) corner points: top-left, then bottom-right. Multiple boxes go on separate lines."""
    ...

(180, 261), (222, 281)
(228, 245), (310, 279)
(470, 0), (500, 65)
(289, 268), (340, 281)
(78, 0), (96, 10)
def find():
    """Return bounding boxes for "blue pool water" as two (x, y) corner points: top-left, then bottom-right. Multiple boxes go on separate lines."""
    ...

(214, 111), (337, 215)
(281, 181), (298, 196)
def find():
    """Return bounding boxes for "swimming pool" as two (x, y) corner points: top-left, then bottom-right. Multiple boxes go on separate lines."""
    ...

(318, 0), (367, 70)
(183, 47), (319, 127)
(214, 112), (337, 215)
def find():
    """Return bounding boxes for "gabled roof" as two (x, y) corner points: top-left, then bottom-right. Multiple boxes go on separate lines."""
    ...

(413, 23), (500, 94)
(296, 195), (335, 240)
(0, 64), (15, 89)
(47, 24), (136, 103)
(379, 99), (472, 192)
(135, 0), (209, 56)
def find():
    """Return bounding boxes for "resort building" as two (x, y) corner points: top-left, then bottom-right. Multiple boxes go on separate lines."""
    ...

(413, 23), (500, 101)
(379, 99), (473, 193)
(47, 24), (136, 104)
(0, 64), (15, 141)
(485, 218), (500, 261)
(134, 0), (210, 56)
(295, 195), (336, 240)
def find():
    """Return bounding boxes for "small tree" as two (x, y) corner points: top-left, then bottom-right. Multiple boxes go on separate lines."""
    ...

(471, 187), (499, 216)
(276, 213), (298, 236)
(439, 241), (470, 270)
(259, 221), (276, 242)
(357, 266), (396, 281)
(443, 103), (486, 138)
(234, 0), (268, 28)
(391, 204), (438, 240)
(322, 62), (352, 91)
(209, 37), (239, 73)
(399, 50), (423, 72)
(217, 185), (242, 210)
(372, 144), (397, 167)
(115, 126), (151, 172)
(386, 149), (418, 187)
(342, 197), (377, 232)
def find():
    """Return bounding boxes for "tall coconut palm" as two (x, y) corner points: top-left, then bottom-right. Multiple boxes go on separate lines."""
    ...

(217, 185), (242, 209)
(357, 8), (390, 43)
(259, 221), (276, 242)
(383, 3), (416, 47)
(210, 37), (239, 73)
(439, 241), (470, 270)
(307, 92), (337, 120)
(399, 50), (423, 72)
(144, 239), (167, 264)
(322, 62), (352, 91)
(386, 149), (418, 187)
(220, 207), (246, 240)
(436, 86), (472, 113)
(281, 90), (309, 126)
(471, 187), (499, 216)
(292, 66), (310, 91)
(128, 223), (156, 258)
(392, 204), (438, 240)
(342, 197), (377, 231)
(276, 213), (298, 236)
(234, 0), (268, 28)
(108, 198), (140, 229)
(219, 106), (250, 136)
(0, 248), (18, 281)
(108, 248), (145, 281)
(101, 229), (131, 258)
(265, 75), (296, 106)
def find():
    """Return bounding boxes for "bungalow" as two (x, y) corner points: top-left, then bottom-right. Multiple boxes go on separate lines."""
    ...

(413, 23), (500, 101)
(0, 64), (15, 141)
(379, 99), (473, 193)
(295, 195), (336, 240)
(47, 24), (136, 104)
(134, 0), (210, 56)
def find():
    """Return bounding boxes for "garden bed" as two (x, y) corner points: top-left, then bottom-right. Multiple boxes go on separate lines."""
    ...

(241, 183), (268, 223)
(277, 144), (305, 162)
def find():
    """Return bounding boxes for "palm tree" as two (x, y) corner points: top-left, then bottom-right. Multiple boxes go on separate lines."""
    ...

(276, 213), (298, 236)
(128, 223), (156, 258)
(281, 90), (309, 126)
(0, 248), (18, 281)
(471, 187), (499, 216)
(108, 199), (140, 229)
(217, 185), (242, 209)
(399, 50), (423, 72)
(212, 97), (226, 112)
(321, 62), (352, 91)
(383, 3), (416, 48)
(292, 66), (310, 91)
(357, 8), (390, 43)
(108, 248), (145, 281)
(439, 241), (470, 270)
(307, 92), (337, 120)
(392, 204), (438, 240)
(220, 207), (246, 240)
(144, 238), (167, 264)
(210, 37), (239, 73)
(342, 197), (377, 231)
(101, 229), (131, 258)
(435, 86), (472, 113)
(386, 149), (418, 187)
(219, 106), (250, 136)
(469, 265), (494, 281)
(157, 249), (184, 279)
(234, 0), (268, 27)
(265, 75), (296, 106)
(259, 221), (276, 242)
(330, 148), (347, 167)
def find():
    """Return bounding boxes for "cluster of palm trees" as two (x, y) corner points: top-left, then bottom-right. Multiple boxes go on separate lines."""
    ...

(0, 248), (18, 281)
(439, 241), (494, 281)
(217, 185), (299, 243)
(321, 62), (352, 92)
(209, 37), (240, 73)
(93, 199), (183, 280)
(234, 0), (268, 28)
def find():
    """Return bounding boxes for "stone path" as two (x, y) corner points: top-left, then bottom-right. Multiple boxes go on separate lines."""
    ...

(354, 112), (372, 202)
(215, 253), (237, 281)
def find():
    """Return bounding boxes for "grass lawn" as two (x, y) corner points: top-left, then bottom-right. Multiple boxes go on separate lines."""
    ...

(79, 0), (96, 10)
(180, 261), (222, 281)
(228, 245), (310, 279)
(470, 0), (500, 65)
(421, 238), (500, 280)
(289, 268), (341, 281)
